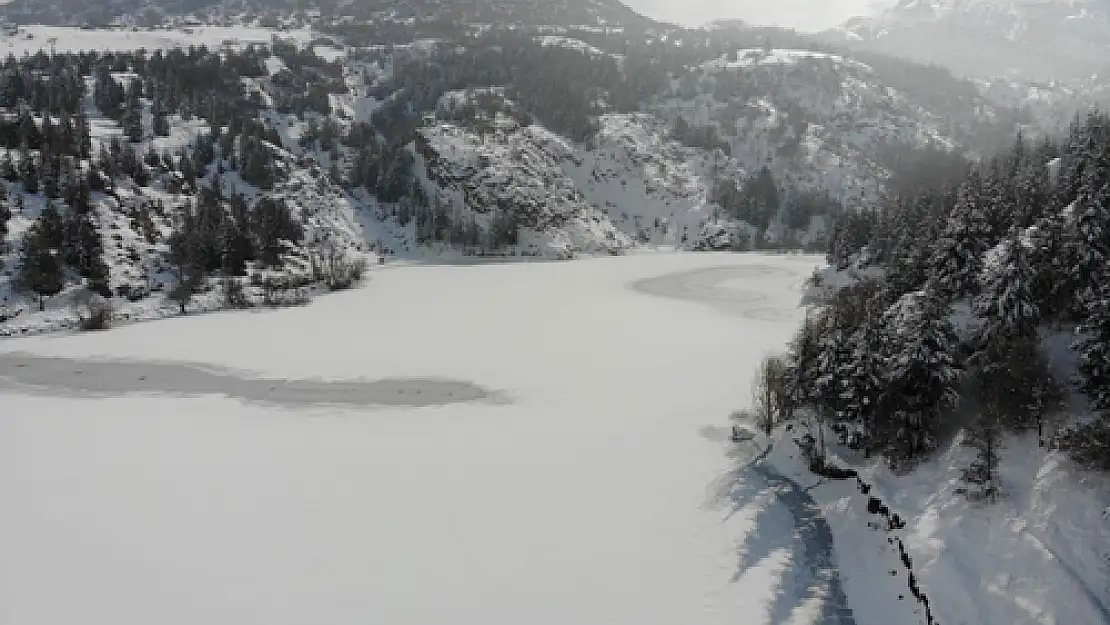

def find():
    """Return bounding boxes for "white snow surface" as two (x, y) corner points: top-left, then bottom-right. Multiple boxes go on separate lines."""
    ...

(1, 252), (829, 625)
(760, 420), (1110, 625)
(0, 25), (315, 55)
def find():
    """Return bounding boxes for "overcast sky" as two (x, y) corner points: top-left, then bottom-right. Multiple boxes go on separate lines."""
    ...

(622, 0), (897, 31)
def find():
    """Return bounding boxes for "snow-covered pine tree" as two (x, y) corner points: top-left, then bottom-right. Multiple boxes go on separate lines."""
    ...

(1011, 160), (1050, 228)
(785, 310), (824, 415)
(839, 305), (886, 456)
(17, 206), (66, 310)
(961, 397), (1003, 501)
(876, 290), (961, 466)
(929, 173), (989, 301)
(19, 146), (38, 194)
(975, 227), (1040, 344)
(1063, 170), (1110, 312)
(0, 189), (10, 252)
(60, 209), (110, 297)
(1076, 273), (1110, 413)
(1058, 258), (1110, 469)
(1028, 211), (1072, 323)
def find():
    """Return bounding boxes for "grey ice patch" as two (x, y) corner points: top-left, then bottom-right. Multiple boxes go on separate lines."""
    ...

(0, 352), (502, 409)
(630, 265), (796, 321)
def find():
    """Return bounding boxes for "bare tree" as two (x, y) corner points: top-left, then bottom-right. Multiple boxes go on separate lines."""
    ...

(752, 354), (790, 436)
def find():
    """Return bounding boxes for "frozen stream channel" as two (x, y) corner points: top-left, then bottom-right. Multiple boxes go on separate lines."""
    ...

(0, 252), (846, 625)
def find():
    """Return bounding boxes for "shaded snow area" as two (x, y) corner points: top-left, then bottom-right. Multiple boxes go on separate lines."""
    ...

(712, 440), (858, 625)
(744, 417), (1110, 625)
(2, 252), (850, 625)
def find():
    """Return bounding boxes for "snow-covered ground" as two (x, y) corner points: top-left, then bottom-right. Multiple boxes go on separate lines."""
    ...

(1, 252), (828, 625)
(0, 25), (315, 55)
(745, 415), (1110, 625)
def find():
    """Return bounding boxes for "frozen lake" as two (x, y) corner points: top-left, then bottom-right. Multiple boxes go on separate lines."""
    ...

(0, 252), (824, 625)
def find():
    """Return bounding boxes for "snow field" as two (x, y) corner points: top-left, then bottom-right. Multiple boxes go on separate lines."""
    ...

(0, 25), (315, 56)
(1, 252), (827, 625)
(759, 420), (1110, 625)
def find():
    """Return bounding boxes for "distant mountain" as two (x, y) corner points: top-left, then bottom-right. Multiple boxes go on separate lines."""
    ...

(0, 0), (651, 27)
(825, 0), (1110, 82)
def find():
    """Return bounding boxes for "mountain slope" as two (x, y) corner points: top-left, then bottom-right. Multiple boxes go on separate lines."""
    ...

(653, 47), (1010, 207)
(827, 0), (1110, 81)
(0, 0), (650, 27)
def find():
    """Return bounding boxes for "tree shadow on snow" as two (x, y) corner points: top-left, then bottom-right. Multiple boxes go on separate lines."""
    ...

(707, 441), (857, 625)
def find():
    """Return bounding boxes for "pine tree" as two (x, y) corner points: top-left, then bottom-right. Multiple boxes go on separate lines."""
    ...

(36, 202), (66, 250)
(961, 397), (1002, 501)
(975, 228), (1040, 344)
(152, 101), (170, 137)
(929, 174), (988, 301)
(64, 212), (111, 296)
(18, 211), (66, 310)
(785, 311), (824, 414)
(1076, 274), (1110, 413)
(1063, 174), (1110, 312)
(252, 196), (301, 267)
(877, 291), (961, 466)
(167, 203), (205, 314)
(222, 193), (254, 275)
(0, 192), (10, 252)
(839, 302), (886, 456)
(0, 150), (15, 182)
(1012, 161), (1050, 227)
(74, 112), (92, 159)
(19, 148), (37, 195)
(1028, 211), (1071, 322)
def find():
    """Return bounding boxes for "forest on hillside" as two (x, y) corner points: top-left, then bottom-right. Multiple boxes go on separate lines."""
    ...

(0, 16), (1046, 332)
(751, 113), (1110, 490)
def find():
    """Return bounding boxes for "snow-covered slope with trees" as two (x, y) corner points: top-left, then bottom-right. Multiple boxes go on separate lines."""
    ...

(0, 17), (1033, 334)
(0, 0), (651, 28)
(0, 7), (1109, 625)
(828, 0), (1110, 82)
(751, 110), (1110, 625)
(0, 40), (371, 336)
(408, 90), (629, 256)
(657, 47), (952, 209)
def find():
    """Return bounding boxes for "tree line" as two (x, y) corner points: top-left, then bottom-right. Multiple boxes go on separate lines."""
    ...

(758, 113), (1110, 496)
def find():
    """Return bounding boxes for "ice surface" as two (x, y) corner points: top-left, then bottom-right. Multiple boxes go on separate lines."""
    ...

(1, 252), (830, 625)
(0, 354), (496, 409)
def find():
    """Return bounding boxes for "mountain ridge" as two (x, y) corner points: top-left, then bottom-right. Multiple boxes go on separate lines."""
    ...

(826, 0), (1110, 82)
(0, 0), (653, 27)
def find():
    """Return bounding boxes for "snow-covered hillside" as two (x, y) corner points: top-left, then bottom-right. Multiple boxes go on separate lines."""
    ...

(0, 0), (650, 28)
(0, 23), (1026, 337)
(409, 91), (629, 256)
(829, 0), (1110, 82)
(0, 37), (371, 336)
(654, 48), (973, 209)
(0, 24), (315, 56)
(756, 420), (1110, 625)
(408, 92), (748, 253)
(568, 113), (739, 247)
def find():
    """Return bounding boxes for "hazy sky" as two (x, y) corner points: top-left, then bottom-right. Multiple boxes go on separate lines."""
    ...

(622, 0), (897, 31)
